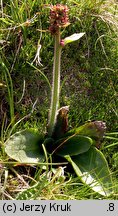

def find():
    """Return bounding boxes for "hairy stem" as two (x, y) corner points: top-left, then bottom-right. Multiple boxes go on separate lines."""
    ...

(48, 30), (61, 136)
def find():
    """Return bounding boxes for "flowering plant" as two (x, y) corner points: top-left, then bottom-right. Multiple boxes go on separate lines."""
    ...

(5, 4), (113, 196)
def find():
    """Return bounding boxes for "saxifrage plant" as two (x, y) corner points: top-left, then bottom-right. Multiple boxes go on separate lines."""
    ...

(5, 4), (113, 196)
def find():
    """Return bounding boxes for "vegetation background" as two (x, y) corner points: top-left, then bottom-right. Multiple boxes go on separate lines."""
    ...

(0, 0), (118, 199)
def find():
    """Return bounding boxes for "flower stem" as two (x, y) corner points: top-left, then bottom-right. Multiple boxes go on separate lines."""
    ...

(48, 30), (61, 136)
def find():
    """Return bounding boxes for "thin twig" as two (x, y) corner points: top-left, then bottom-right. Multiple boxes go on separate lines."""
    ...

(94, 23), (108, 59)
(10, 32), (23, 73)
(7, 98), (38, 137)
(10, 167), (29, 187)
(16, 79), (26, 104)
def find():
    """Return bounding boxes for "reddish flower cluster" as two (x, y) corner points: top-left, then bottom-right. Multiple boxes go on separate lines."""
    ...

(49, 4), (70, 35)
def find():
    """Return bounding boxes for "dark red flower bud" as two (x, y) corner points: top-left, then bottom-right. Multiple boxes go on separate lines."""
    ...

(60, 39), (65, 47)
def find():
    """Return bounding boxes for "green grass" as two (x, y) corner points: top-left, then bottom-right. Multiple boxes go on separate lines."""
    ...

(0, 0), (118, 199)
(0, 162), (118, 200)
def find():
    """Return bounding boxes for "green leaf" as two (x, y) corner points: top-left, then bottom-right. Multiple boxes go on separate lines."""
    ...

(67, 121), (106, 138)
(5, 129), (45, 163)
(66, 121), (106, 148)
(55, 135), (93, 156)
(65, 147), (113, 196)
(63, 33), (85, 45)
